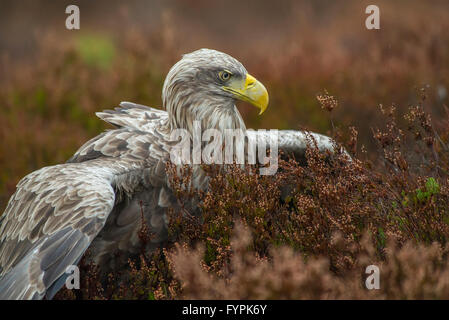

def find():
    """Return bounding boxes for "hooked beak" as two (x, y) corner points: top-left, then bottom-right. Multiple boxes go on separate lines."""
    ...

(222, 73), (269, 115)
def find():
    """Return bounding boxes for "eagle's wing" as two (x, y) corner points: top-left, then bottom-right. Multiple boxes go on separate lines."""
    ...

(0, 161), (118, 300)
(101, 102), (346, 161)
(247, 129), (350, 164)
(95, 101), (167, 132)
(0, 101), (173, 300)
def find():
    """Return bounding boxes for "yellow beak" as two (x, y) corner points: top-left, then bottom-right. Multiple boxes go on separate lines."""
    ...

(222, 73), (269, 115)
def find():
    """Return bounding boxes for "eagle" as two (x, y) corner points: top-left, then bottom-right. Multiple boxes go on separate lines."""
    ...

(0, 48), (340, 299)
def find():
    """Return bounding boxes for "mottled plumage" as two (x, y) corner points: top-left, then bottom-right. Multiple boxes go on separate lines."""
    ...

(0, 49), (341, 299)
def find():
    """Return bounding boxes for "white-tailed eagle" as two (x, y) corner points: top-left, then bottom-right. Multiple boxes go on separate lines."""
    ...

(0, 49), (340, 299)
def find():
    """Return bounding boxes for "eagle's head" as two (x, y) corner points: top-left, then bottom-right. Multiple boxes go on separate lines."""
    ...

(162, 48), (269, 134)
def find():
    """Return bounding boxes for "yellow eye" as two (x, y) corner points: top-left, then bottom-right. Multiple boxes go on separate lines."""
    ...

(219, 70), (232, 81)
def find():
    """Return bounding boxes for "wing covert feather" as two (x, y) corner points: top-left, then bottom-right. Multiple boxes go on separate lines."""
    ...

(0, 162), (116, 299)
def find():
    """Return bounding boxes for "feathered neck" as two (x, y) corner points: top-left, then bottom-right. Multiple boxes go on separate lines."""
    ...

(162, 83), (246, 136)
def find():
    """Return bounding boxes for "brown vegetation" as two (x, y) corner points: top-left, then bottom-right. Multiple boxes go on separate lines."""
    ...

(54, 94), (449, 299)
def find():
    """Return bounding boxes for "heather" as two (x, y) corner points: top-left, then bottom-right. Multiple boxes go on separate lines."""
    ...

(52, 91), (449, 299)
(1, 0), (449, 299)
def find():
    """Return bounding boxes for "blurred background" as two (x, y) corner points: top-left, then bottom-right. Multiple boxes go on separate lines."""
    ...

(0, 0), (449, 210)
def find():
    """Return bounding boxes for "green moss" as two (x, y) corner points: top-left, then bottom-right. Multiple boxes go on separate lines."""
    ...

(75, 34), (116, 70)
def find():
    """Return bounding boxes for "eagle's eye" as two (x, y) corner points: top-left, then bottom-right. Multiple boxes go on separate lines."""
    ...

(218, 70), (232, 82)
